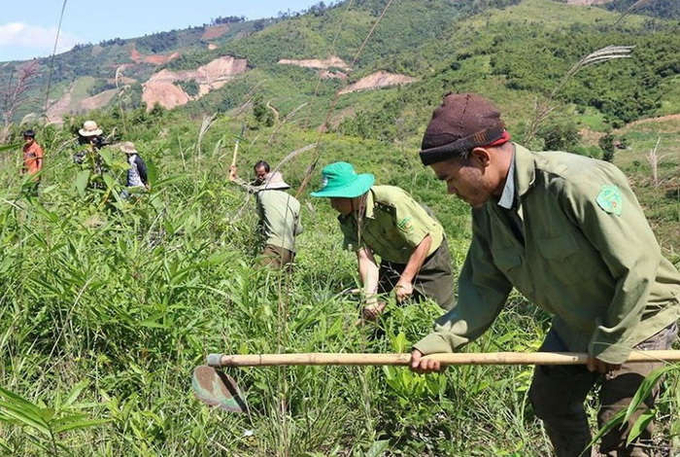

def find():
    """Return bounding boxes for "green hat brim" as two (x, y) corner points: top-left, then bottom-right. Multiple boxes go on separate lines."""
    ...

(310, 173), (374, 198)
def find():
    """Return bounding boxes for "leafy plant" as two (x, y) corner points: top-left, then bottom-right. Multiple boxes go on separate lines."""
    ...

(0, 383), (108, 454)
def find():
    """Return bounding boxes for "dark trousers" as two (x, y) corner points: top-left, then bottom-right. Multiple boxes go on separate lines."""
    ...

(259, 244), (295, 270)
(377, 241), (455, 311)
(528, 323), (678, 457)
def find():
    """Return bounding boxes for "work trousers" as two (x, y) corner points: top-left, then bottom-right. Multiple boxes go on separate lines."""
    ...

(377, 241), (455, 311)
(259, 244), (295, 270)
(529, 322), (678, 457)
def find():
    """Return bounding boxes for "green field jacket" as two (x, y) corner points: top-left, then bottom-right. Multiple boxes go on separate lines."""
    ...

(255, 189), (303, 252)
(414, 144), (680, 364)
(339, 185), (444, 264)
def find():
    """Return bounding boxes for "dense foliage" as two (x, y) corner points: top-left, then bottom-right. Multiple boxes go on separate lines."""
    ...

(0, 2), (679, 453)
(603, 0), (680, 20)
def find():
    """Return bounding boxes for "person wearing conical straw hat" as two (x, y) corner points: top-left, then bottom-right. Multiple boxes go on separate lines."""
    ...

(230, 163), (303, 269)
(410, 92), (680, 456)
(311, 162), (454, 321)
(73, 120), (108, 188)
(119, 141), (149, 199)
(79, 120), (103, 138)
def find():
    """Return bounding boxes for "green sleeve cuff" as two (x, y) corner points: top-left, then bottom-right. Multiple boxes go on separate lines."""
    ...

(413, 332), (455, 355)
(589, 338), (632, 365)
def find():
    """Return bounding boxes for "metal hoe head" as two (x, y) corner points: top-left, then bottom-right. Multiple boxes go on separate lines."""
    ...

(192, 365), (248, 413)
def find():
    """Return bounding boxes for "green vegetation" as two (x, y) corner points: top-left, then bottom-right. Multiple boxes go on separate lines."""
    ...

(1, 91), (678, 455)
(173, 80), (200, 98)
(603, 0), (680, 20)
(1, 0), (679, 454)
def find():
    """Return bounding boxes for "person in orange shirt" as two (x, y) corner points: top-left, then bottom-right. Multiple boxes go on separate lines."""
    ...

(22, 130), (44, 192)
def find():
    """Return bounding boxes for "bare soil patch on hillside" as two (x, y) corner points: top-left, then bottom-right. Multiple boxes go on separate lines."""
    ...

(617, 114), (680, 133)
(278, 56), (351, 71)
(142, 56), (248, 110)
(319, 70), (348, 80)
(80, 89), (118, 111)
(202, 24), (230, 41)
(130, 47), (180, 66)
(47, 87), (118, 122)
(339, 71), (417, 94)
(46, 90), (73, 123)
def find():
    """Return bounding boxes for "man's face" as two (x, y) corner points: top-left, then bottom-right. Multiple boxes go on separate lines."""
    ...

(329, 197), (354, 216)
(254, 166), (268, 183)
(24, 136), (34, 146)
(430, 154), (496, 208)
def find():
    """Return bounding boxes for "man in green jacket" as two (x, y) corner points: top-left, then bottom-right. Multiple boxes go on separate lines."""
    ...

(230, 164), (303, 268)
(410, 93), (680, 456)
(311, 162), (454, 320)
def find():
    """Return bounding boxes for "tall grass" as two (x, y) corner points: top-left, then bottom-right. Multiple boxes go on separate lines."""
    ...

(0, 113), (676, 455)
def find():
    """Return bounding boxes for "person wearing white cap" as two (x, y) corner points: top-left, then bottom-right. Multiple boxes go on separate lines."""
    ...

(230, 163), (303, 269)
(119, 142), (149, 199)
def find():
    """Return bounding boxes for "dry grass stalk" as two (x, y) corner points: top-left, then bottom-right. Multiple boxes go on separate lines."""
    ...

(646, 137), (666, 188)
(271, 143), (317, 177)
(233, 81), (265, 117)
(524, 45), (634, 145)
(615, 0), (656, 25)
(267, 102), (309, 145)
(1, 61), (39, 143)
(295, 0), (396, 198)
(196, 113), (217, 160)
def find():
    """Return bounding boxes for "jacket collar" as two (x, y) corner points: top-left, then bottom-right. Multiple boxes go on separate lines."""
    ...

(364, 188), (376, 219)
(513, 143), (536, 197)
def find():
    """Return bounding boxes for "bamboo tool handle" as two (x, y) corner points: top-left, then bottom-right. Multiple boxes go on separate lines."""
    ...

(207, 351), (680, 367)
(230, 125), (246, 168)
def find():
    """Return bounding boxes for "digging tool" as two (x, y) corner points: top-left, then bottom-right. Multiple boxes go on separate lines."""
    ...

(192, 350), (680, 413)
(192, 365), (249, 413)
(230, 124), (247, 169)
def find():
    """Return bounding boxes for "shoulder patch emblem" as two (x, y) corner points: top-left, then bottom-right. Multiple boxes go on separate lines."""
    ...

(397, 216), (414, 233)
(596, 184), (622, 216)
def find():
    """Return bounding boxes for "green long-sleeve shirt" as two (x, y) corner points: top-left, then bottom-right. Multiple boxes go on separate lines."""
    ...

(339, 185), (444, 264)
(414, 144), (680, 364)
(255, 189), (303, 252)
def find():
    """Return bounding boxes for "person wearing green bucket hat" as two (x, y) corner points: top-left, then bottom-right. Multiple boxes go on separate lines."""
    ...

(312, 162), (454, 320)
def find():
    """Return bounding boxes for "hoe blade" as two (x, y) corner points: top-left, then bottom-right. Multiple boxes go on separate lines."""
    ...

(192, 365), (248, 413)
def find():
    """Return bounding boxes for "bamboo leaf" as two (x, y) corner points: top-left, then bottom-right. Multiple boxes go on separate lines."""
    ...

(0, 401), (51, 436)
(624, 366), (668, 422)
(75, 170), (91, 196)
(587, 408), (626, 452)
(0, 387), (43, 416)
(63, 381), (90, 408)
(626, 410), (655, 446)
(366, 439), (390, 457)
(54, 418), (109, 434)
